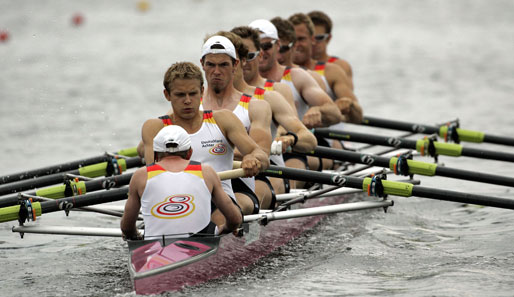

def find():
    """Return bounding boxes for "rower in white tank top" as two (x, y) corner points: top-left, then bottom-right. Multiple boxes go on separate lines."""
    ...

(314, 62), (345, 145)
(159, 111), (236, 200)
(252, 86), (285, 167)
(141, 161), (211, 239)
(231, 93), (256, 191)
(280, 66), (309, 121)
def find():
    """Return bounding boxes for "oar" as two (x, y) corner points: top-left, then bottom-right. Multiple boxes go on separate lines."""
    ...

(314, 128), (514, 163)
(0, 172), (134, 208)
(0, 157), (144, 196)
(362, 116), (514, 146)
(259, 165), (514, 210)
(11, 200), (392, 237)
(294, 146), (514, 187)
(0, 168), (246, 224)
(0, 147), (138, 185)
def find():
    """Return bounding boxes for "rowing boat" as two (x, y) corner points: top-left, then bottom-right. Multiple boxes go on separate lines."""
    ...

(127, 194), (390, 295)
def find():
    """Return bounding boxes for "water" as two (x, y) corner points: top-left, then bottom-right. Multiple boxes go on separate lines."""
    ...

(1, 0), (513, 296)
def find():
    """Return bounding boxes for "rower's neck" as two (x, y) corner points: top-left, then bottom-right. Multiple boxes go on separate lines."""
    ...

(157, 157), (189, 172)
(233, 76), (255, 95)
(260, 62), (285, 82)
(203, 86), (242, 111)
(319, 52), (330, 62)
(169, 111), (204, 134)
(297, 58), (317, 70)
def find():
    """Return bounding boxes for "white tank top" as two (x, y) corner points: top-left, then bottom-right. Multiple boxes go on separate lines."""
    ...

(159, 111), (235, 199)
(314, 62), (337, 100)
(280, 67), (309, 120)
(232, 93), (256, 191)
(141, 162), (211, 239)
(313, 62), (345, 145)
(253, 86), (285, 167)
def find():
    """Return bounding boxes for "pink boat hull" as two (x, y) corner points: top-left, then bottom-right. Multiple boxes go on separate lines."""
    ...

(129, 195), (348, 295)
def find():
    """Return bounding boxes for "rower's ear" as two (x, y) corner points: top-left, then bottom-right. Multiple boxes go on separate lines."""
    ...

(327, 34), (332, 44)
(185, 148), (193, 160)
(163, 89), (171, 102)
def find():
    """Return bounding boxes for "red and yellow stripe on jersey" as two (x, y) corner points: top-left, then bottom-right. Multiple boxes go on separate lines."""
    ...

(281, 67), (292, 81)
(314, 62), (326, 76)
(146, 161), (203, 180)
(159, 110), (216, 126)
(183, 161), (203, 179)
(328, 56), (339, 63)
(253, 87), (266, 100)
(264, 79), (275, 91)
(238, 94), (252, 110)
(146, 164), (166, 179)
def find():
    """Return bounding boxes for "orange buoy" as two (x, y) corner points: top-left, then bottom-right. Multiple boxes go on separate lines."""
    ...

(137, 0), (150, 12)
(72, 13), (84, 26)
(0, 30), (9, 42)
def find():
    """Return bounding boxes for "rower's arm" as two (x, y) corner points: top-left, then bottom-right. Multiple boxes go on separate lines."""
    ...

(293, 68), (343, 127)
(215, 110), (269, 176)
(141, 119), (165, 165)
(329, 64), (363, 123)
(273, 82), (297, 115)
(265, 91), (317, 153)
(120, 168), (145, 240)
(203, 165), (242, 233)
(248, 99), (272, 156)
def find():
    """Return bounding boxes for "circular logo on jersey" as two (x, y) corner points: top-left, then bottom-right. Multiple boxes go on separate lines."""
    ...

(151, 194), (195, 219)
(209, 143), (227, 155)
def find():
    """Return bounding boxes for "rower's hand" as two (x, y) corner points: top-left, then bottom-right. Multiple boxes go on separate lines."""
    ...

(335, 97), (353, 116)
(302, 106), (323, 128)
(241, 154), (262, 177)
(275, 135), (295, 153)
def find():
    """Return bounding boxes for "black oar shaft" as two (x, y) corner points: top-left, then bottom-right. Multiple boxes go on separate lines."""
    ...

(0, 156), (108, 185)
(434, 167), (514, 187)
(259, 165), (514, 210)
(0, 157), (142, 196)
(484, 134), (514, 146)
(0, 173), (133, 208)
(363, 116), (440, 134)
(411, 186), (514, 209)
(0, 147), (137, 185)
(314, 128), (514, 163)
(302, 146), (514, 187)
(363, 116), (514, 147)
(461, 147), (514, 162)
(39, 188), (129, 214)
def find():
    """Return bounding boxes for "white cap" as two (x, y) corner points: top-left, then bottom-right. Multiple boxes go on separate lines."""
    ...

(153, 126), (191, 153)
(201, 35), (238, 60)
(249, 19), (278, 40)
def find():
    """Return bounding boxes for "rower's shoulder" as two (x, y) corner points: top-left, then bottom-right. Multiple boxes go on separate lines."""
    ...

(330, 58), (353, 77)
(142, 118), (165, 133)
(212, 109), (238, 124)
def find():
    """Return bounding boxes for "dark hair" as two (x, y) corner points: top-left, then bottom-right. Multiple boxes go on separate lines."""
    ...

(163, 62), (203, 92)
(308, 11), (333, 34)
(231, 26), (261, 51)
(212, 31), (249, 61)
(270, 17), (296, 43)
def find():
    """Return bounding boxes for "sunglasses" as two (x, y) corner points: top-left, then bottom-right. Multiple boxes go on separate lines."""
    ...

(314, 33), (329, 42)
(260, 39), (277, 51)
(247, 51), (260, 61)
(279, 41), (294, 54)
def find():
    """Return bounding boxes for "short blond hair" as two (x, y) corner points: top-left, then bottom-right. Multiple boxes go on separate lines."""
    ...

(163, 62), (204, 92)
(288, 13), (315, 36)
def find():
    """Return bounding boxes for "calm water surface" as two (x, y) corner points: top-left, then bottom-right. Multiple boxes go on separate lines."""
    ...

(0, 0), (513, 296)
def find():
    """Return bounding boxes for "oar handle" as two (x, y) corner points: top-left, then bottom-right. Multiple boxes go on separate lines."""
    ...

(218, 168), (245, 180)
